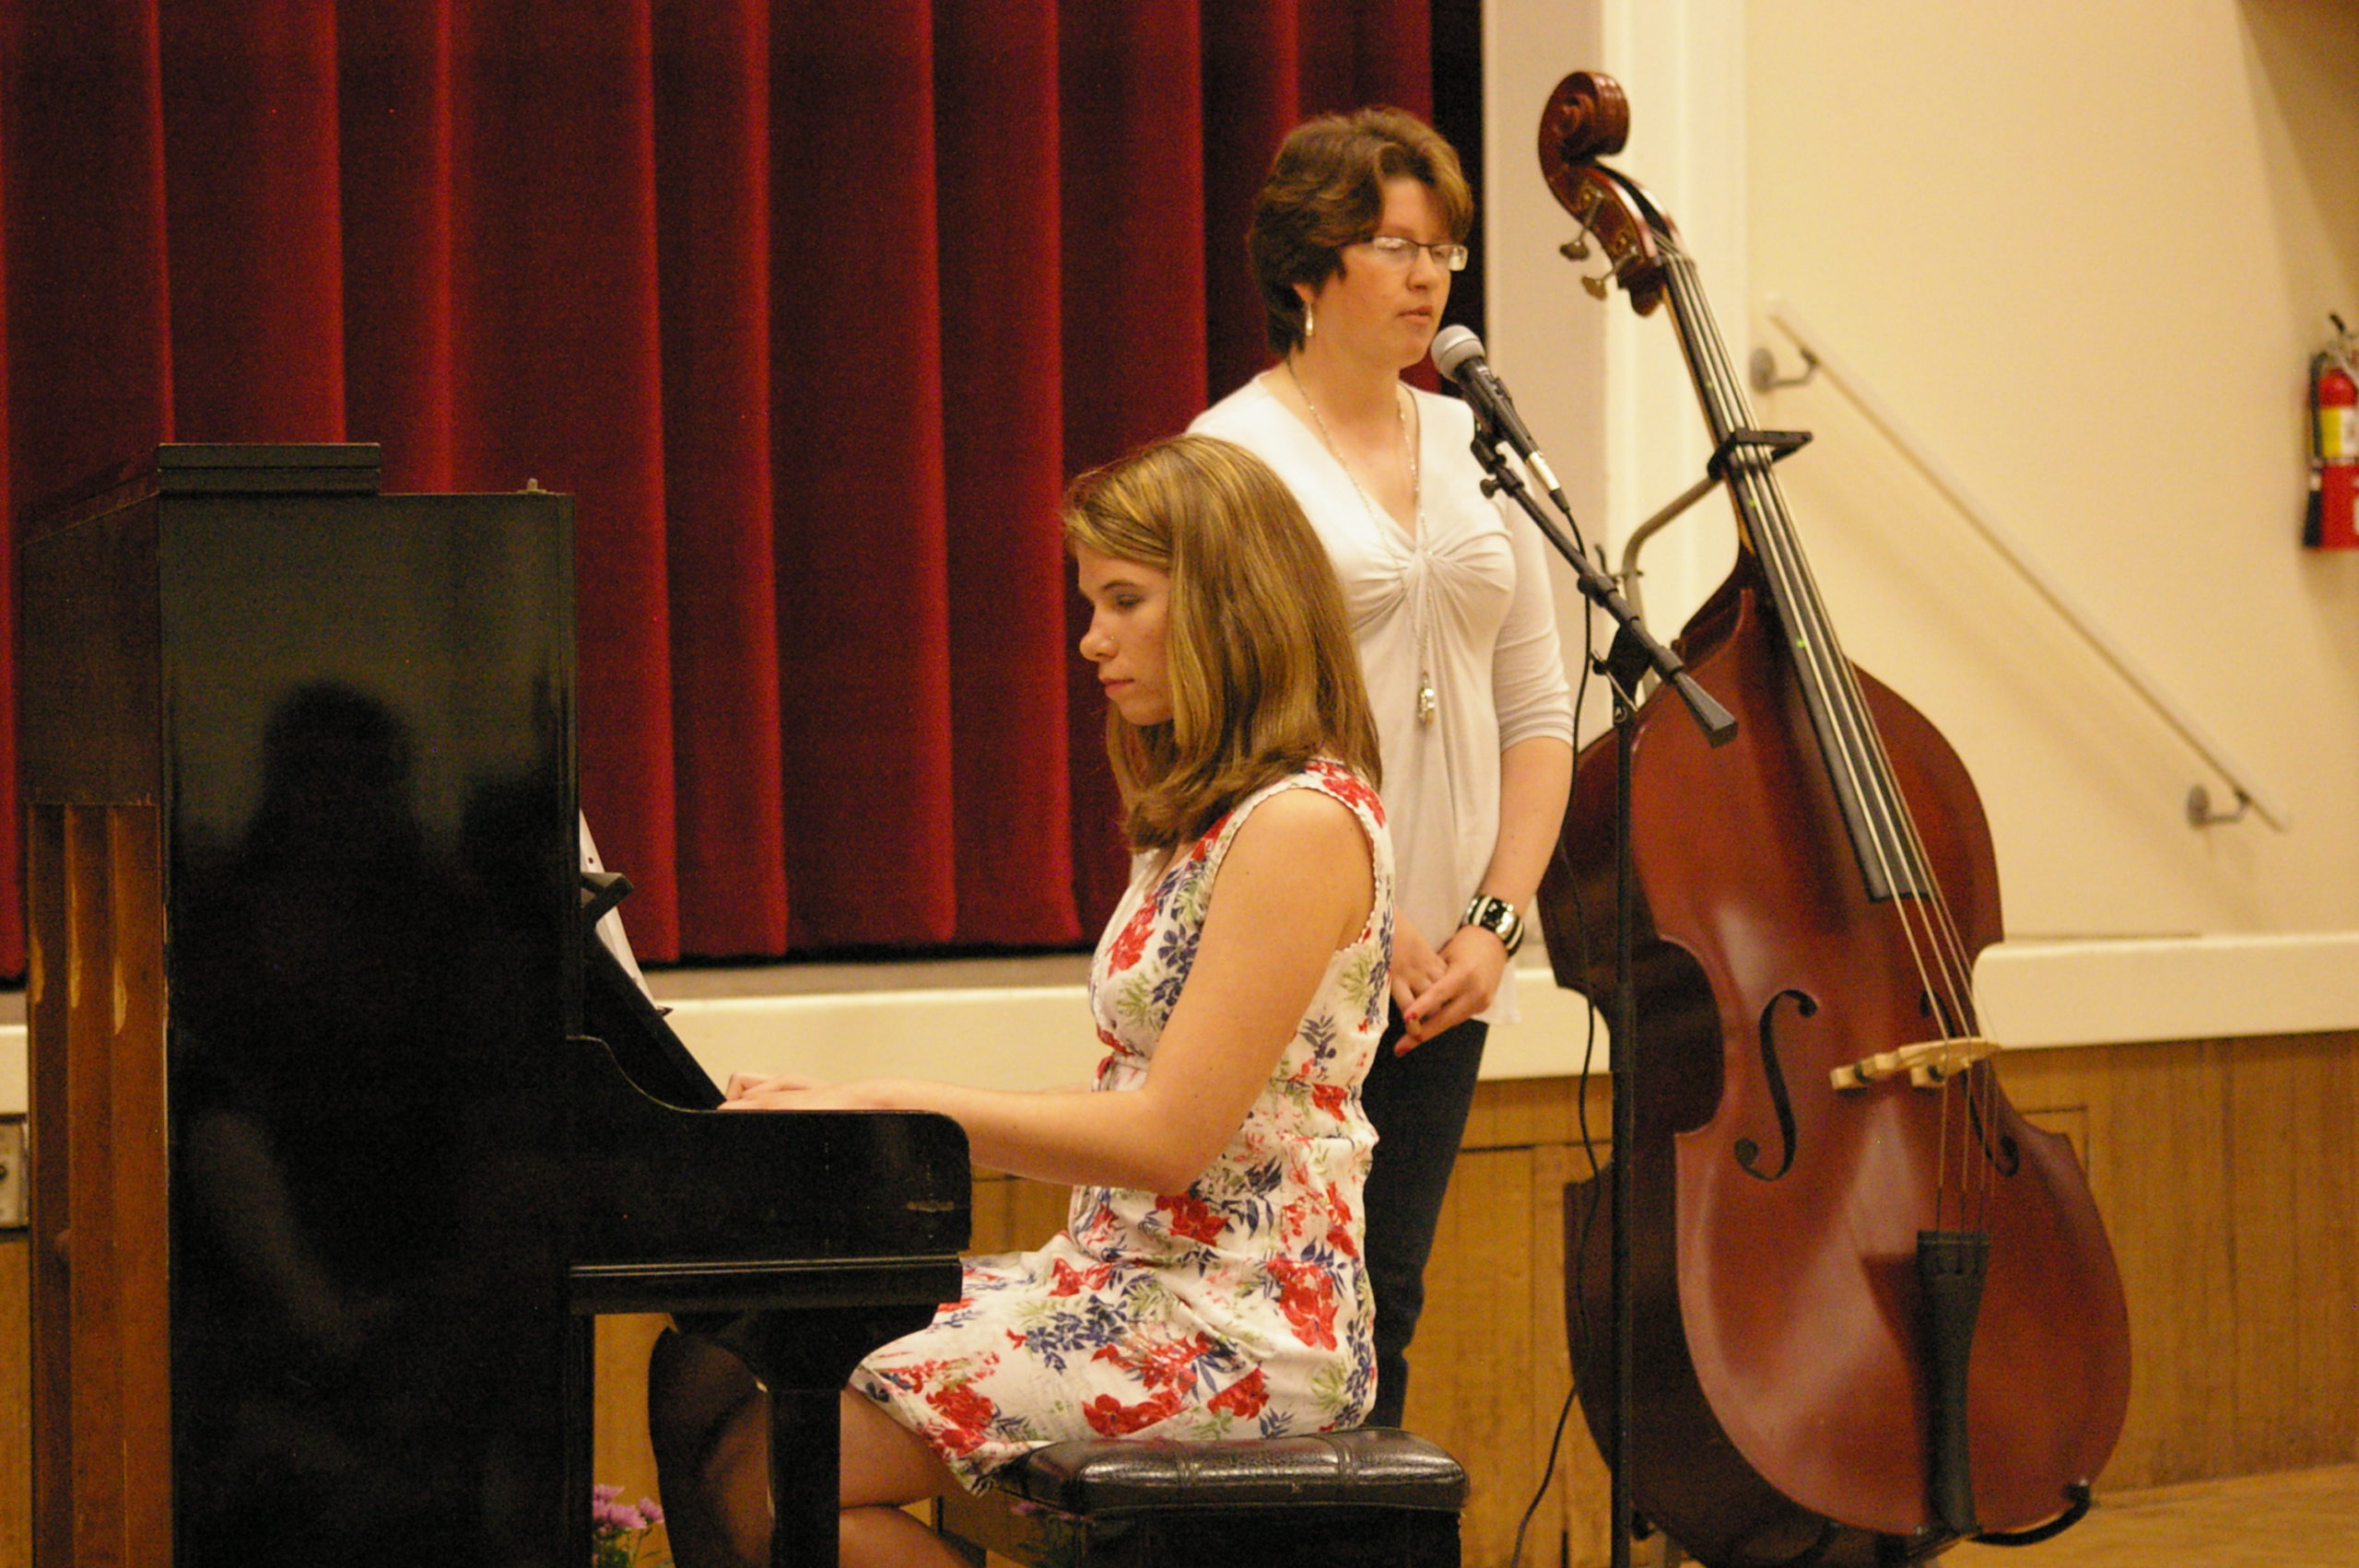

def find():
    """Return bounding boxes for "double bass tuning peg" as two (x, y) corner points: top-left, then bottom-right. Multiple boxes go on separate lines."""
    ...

(1559, 234), (1617, 298)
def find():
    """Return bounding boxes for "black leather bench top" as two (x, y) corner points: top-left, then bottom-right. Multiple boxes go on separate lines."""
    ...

(992, 1429), (1470, 1515)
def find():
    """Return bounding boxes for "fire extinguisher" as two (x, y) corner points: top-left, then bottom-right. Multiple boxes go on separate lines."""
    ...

(2305, 313), (2357, 550)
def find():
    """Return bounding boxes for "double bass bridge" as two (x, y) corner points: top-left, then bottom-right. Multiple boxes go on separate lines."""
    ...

(1831, 1034), (2004, 1091)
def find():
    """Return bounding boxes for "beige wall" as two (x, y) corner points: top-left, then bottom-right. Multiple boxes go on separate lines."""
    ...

(1749, 0), (2359, 940)
(1487, 0), (2359, 944)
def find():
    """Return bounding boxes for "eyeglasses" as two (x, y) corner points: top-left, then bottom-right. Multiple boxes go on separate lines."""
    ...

(1355, 235), (1469, 273)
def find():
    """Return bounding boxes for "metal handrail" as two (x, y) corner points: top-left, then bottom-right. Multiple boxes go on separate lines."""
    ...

(1739, 298), (2289, 832)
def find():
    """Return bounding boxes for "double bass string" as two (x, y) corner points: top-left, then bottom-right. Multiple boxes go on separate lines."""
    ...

(1651, 230), (1995, 1222)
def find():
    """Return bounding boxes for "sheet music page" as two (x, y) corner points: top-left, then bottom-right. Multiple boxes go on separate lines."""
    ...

(580, 813), (655, 1000)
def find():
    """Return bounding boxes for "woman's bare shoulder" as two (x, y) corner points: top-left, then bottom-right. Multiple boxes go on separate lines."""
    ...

(1226, 781), (1369, 862)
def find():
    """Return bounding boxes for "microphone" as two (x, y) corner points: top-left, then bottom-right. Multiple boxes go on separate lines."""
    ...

(1430, 325), (1569, 509)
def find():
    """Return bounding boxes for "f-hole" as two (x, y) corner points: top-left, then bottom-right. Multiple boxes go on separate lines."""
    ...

(1919, 988), (1966, 1037)
(1966, 1091), (2021, 1176)
(1735, 989), (1813, 1181)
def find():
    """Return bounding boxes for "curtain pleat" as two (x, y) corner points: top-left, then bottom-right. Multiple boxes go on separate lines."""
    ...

(654, 0), (789, 955)
(1203, 0), (1305, 406)
(5, 5), (176, 485)
(158, 0), (346, 442)
(935, 0), (1078, 946)
(340, 5), (458, 492)
(770, 0), (957, 948)
(0, 0), (1433, 976)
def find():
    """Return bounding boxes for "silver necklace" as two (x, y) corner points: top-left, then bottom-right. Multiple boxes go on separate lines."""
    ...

(1285, 359), (1438, 726)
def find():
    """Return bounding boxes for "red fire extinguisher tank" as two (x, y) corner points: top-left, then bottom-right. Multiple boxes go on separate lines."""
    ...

(2306, 322), (2357, 550)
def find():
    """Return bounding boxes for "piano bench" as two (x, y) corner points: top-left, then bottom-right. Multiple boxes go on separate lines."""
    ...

(934, 1427), (1468, 1567)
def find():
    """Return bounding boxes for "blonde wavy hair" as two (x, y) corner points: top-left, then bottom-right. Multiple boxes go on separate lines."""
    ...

(1062, 434), (1381, 854)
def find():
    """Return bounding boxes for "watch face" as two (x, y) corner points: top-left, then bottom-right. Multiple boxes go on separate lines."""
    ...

(1464, 895), (1523, 954)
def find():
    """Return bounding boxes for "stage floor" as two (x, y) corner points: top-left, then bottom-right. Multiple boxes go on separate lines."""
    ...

(1945, 1465), (2359, 1567)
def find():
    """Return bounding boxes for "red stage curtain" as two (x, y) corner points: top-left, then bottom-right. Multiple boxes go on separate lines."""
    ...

(0, 0), (1431, 972)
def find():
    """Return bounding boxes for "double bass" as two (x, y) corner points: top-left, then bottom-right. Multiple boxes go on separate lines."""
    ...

(1529, 74), (2131, 1566)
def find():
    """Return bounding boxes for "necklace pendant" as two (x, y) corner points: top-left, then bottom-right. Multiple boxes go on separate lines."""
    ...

(1417, 676), (1438, 726)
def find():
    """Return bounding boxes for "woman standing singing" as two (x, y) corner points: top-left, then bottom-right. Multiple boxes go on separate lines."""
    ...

(1191, 107), (1576, 1429)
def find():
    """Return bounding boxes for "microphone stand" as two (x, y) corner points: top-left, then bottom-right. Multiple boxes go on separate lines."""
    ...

(1467, 429), (1731, 747)
(1464, 423), (1734, 1568)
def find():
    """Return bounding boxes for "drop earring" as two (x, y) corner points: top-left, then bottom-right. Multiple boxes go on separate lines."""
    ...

(1304, 300), (1315, 341)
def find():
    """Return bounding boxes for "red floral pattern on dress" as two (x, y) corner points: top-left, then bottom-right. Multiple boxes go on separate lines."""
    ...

(863, 1354), (1005, 1458)
(1306, 757), (1386, 825)
(851, 764), (1391, 1489)
(1155, 1192), (1226, 1245)
(1321, 1182), (1360, 1260)
(1208, 1366), (1269, 1419)
(1090, 1330), (1224, 1391)
(1084, 1387), (1188, 1436)
(924, 1380), (1001, 1457)
(1265, 1257), (1341, 1351)
(1106, 897), (1157, 973)
(1049, 1257), (1118, 1296)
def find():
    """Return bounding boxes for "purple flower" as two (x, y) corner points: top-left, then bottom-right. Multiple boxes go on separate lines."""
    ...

(592, 1483), (671, 1565)
(593, 1489), (647, 1533)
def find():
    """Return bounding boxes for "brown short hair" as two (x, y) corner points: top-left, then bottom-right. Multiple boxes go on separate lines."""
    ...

(1246, 106), (1474, 357)
(1062, 435), (1381, 853)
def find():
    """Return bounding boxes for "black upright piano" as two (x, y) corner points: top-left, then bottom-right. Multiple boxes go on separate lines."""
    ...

(18, 445), (969, 1567)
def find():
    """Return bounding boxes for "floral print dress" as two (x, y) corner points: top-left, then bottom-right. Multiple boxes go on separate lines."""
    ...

(850, 760), (1392, 1490)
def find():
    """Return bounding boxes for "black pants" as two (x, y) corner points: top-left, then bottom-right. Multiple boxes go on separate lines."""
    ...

(1358, 1012), (1488, 1429)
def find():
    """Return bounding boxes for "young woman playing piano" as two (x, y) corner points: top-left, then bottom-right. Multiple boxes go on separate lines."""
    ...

(651, 434), (1395, 1568)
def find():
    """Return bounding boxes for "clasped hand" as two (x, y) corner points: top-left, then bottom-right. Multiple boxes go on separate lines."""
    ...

(1388, 916), (1508, 1049)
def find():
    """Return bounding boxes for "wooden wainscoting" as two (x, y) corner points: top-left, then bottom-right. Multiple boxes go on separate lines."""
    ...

(1390, 1074), (1614, 1564)
(2002, 1033), (2359, 1487)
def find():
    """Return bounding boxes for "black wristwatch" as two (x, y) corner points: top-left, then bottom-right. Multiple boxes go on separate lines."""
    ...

(1461, 894), (1525, 956)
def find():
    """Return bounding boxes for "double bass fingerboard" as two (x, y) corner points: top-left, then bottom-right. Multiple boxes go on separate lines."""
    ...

(1651, 232), (1936, 910)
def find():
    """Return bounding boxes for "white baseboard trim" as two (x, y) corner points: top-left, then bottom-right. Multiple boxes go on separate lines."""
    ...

(656, 930), (2359, 1091)
(1975, 932), (2359, 1049)
(4, 930), (2354, 1115)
